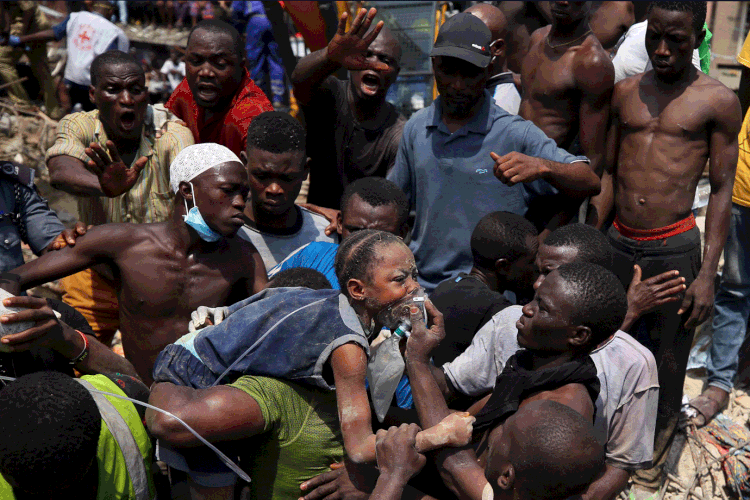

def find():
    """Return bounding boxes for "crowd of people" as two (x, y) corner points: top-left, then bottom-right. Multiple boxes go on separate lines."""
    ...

(0, 1), (747, 500)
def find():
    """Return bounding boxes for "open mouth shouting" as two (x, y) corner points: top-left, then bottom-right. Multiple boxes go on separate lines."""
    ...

(118, 110), (137, 132)
(196, 81), (220, 103)
(360, 72), (383, 97)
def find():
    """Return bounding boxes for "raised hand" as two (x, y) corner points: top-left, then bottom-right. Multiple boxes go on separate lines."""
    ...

(327, 8), (388, 72)
(85, 140), (148, 197)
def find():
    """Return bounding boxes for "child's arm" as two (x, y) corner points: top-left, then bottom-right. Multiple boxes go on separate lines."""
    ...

(331, 342), (376, 464)
(330, 342), (477, 465)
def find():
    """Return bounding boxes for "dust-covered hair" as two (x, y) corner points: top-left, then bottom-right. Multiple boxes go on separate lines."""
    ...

(335, 229), (407, 295)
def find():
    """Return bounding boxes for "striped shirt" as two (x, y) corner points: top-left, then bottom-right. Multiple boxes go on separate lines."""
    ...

(46, 108), (194, 225)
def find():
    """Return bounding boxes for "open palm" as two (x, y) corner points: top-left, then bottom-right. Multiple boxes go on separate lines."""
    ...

(85, 141), (148, 198)
(328, 8), (389, 72)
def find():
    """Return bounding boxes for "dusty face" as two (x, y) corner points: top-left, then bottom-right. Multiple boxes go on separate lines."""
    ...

(338, 195), (404, 239)
(432, 56), (488, 118)
(245, 147), (307, 217)
(516, 270), (578, 353)
(549, 1), (590, 26)
(349, 32), (401, 101)
(90, 62), (148, 141)
(533, 244), (579, 290)
(185, 29), (243, 110)
(361, 242), (419, 320)
(646, 7), (699, 82)
(186, 161), (249, 237)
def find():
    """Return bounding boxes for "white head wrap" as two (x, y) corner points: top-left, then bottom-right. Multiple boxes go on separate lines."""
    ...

(169, 143), (243, 193)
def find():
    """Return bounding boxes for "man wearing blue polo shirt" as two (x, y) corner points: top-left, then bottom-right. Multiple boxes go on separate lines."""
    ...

(388, 12), (600, 292)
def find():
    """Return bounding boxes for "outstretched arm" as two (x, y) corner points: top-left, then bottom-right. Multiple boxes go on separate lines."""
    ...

(1, 225), (122, 294)
(0, 295), (138, 378)
(679, 89), (742, 328)
(147, 382), (266, 448)
(291, 7), (386, 105)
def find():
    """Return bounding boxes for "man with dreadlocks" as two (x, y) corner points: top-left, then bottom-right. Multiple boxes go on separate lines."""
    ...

(588, 2), (742, 496)
(236, 111), (335, 272)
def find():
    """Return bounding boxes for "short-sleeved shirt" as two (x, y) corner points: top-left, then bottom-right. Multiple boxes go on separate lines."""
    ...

(237, 207), (336, 272)
(388, 92), (588, 291)
(46, 108), (194, 226)
(303, 77), (407, 208)
(429, 273), (511, 366)
(443, 305), (659, 470)
(54, 11), (129, 86)
(732, 33), (750, 208)
(165, 69), (273, 158)
(269, 241), (340, 289)
(229, 376), (343, 500)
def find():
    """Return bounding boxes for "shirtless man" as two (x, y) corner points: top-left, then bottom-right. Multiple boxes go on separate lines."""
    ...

(590, 2), (742, 495)
(520, 1), (613, 170)
(0, 144), (267, 384)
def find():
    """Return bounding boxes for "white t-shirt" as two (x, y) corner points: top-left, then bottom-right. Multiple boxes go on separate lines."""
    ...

(237, 207), (336, 272)
(443, 305), (659, 470)
(612, 20), (701, 83)
(65, 11), (129, 86)
(493, 83), (521, 115)
(161, 59), (186, 92)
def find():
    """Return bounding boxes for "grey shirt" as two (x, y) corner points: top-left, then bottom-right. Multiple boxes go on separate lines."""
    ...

(237, 206), (336, 272)
(443, 305), (659, 470)
(387, 92), (588, 291)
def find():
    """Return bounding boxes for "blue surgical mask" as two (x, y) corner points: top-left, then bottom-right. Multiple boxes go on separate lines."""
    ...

(183, 182), (222, 242)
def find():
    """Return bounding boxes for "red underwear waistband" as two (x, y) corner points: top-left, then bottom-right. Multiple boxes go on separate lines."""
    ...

(613, 213), (696, 241)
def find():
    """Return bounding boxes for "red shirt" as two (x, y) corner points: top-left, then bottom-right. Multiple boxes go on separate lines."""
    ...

(165, 69), (273, 157)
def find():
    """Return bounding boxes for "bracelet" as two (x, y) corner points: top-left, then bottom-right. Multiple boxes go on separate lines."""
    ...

(69, 330), (89, 365)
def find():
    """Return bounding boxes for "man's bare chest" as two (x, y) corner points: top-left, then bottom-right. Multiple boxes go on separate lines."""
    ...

(523, 47), (579, 104)
(619, 94), (709, 139)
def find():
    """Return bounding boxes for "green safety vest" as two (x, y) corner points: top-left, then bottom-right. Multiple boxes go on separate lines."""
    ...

(0, 374), (154, 500)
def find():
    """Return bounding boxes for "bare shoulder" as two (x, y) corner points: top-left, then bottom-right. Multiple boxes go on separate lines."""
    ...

(573, 37), (615, 92)
(529, 24), (551, 45)
(611, 73), (643, 107)
(692, 73), (742, 125)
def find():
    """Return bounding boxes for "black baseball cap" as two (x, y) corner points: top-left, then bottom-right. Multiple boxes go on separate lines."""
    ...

(430, 12), (492, 68)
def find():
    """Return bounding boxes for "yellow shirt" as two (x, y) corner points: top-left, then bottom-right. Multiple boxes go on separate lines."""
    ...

(732, 33), (750, 207)
(46, 108), (194, 225)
